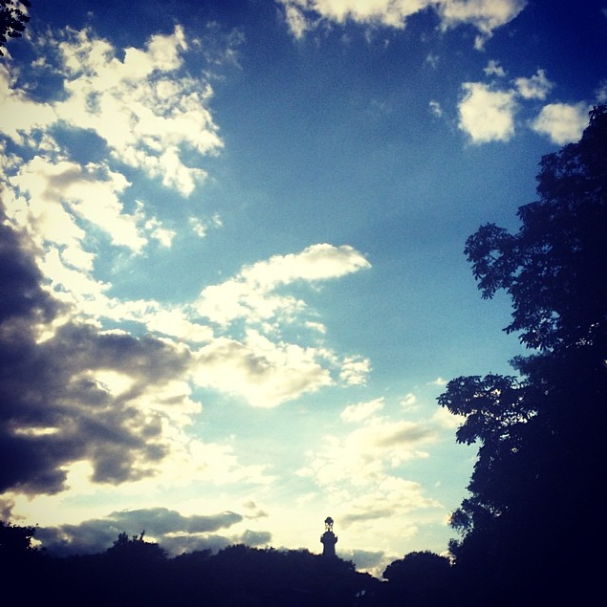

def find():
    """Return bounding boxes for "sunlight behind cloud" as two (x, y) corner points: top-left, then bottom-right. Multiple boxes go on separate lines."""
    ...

(192, 333), (335, 407)
(10, 157), (145, 251)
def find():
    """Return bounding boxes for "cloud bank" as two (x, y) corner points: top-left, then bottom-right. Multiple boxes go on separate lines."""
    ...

(35, 507), (268, 557)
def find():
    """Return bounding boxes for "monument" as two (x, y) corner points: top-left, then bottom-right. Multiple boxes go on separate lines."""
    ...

(320, 516), (338, 558)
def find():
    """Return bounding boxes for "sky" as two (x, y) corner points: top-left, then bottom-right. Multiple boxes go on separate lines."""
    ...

(0, 0), (605, 576)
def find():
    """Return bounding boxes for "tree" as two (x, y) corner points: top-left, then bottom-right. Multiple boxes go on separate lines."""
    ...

(382, 551), (452, 607)
(105, 530), (168, 564)
(0, 520), (51, 600)
(439, 106), (607, 605)
(0, 1), (31, 56)
(0, 519), (38, 556)
(464, 105), (607, 352)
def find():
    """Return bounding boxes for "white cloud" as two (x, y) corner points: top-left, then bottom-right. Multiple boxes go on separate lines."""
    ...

(531, 102), (590, 144)
(192, 332), (334, 407)
(339, 355), (371, 386)
(484, 59), (505, 78)
(282, 3), (313, 39)
(144, 308), (214, 343)
(1, 26), (223, 198)
(9, 156), (146, 252)
(432, 406), (465, 429)
(51, 26), (221, 197)
(305, 320), (327, 334)
(425, 54), (440, 69)
(196, 244), (371, 327)
(191, 245), (371, 407)
(457, 67), (588, 146)
(341, 398), (385, 423)
(429, 100), (443, 117)
(279, 0), (425, 30)
(279, 0), (526, 47)
(297, 413), (440, 557)
(300, 417), (434, 487)
(437, 0), (527, 49)
(514, 68), (553, 100)
(458, 82), (517, 143)
(400, 392), (418, 409)
(189, 214), (223, 238)
(0, 24), (230, 332)
(0, 65), (56, 143)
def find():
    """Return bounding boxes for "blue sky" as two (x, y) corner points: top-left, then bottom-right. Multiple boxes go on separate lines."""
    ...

(1, 0), (605, 575)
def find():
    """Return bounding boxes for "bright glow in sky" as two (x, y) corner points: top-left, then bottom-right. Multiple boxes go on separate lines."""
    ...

(1, 0), (605, 576)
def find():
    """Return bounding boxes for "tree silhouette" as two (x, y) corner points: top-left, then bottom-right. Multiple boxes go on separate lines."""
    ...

(439, 105), (607, 605)
(0, 0), (30, 56)
(0, 528), (379, 607)
(0, 519), (39, 557)
(382, 551), (452, 607)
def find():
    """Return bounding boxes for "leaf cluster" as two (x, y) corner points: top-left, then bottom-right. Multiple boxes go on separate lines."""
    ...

(464, 106), (607, 351)
(0, 0), (31, 56)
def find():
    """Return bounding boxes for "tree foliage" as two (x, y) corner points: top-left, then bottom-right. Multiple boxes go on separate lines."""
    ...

(464, 105), (607, 352)
(382, 551), (452, 607)
(439, 105), (607, 604)
(0, 519), (38, 555)
(0, 525), (379, 607)
(0, 0), (30, 56)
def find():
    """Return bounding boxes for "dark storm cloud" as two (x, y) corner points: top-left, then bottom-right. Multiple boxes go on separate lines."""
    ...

(0, 212), (60, 326)
(111, 507), (243, 535)
(0, 209), (192, 496)
(35, 507), (266, 557)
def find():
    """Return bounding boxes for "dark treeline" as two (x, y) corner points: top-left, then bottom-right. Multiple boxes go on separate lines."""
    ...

(0, 523), (381, 606)
(0, 522), (461, 606)
(3, 105), (606, 606)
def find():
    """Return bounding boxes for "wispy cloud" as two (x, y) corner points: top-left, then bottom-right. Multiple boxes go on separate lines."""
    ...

(341, 398), (385, 423)
(196, 244), (371, 328)
(299, 406), (438, 513)
(514, 68), (553, 100)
